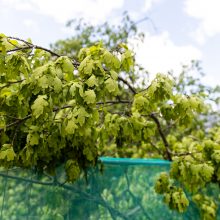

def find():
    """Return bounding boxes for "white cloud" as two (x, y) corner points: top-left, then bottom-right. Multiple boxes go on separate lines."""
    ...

(23, 19), (39, 33)
(1, 0), (33, 10)
(143, 0), (162, 11)
(1, 0), (124, 24)
(130, 31), (202, 75)
(184, 0), (220, 44)
(23, 19), (36, 27)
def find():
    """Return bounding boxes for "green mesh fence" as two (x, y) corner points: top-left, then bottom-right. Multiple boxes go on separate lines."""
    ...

(0, 158), (219, 220)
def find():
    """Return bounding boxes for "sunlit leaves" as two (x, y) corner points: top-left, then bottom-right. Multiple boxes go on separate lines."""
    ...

(103, 49), (120, 70)
(147, 73), (173, 102)
(84, 90), (96, 104)
(154, 172), (170, 194)
(1, 31), (220, 219)
(76, 106), (89, 126)
(27, 132), (39, 146)
(65, 119), (78, 134)
(121, 49), (134, 72)
(0, 144), (16, 161)
(193, 194), (217, 220)
(86, 75), (98, 87)
(53, 77), (62, 93)
(105, 77), (118, 94)
(78, 56), (94, 76)
(55, 56), (74, 74)
(133, 95), (148, 112)
(170, 159), (214, 193)
(0, 34), (17, 54)
(155, 172), (189, 213)
(5, 54), (30, 79)
(164, 187), (189, 213)
(31, 95), (48, 118)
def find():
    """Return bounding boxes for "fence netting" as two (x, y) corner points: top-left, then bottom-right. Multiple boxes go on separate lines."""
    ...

(0, 158), (219, 220)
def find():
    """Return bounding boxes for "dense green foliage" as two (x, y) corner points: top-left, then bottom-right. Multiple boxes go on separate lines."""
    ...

(1, 15), (220, 219)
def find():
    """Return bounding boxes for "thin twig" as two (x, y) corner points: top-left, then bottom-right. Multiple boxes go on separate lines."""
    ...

(6, 46), (31, 53)
(149, 113), (172, 161)
(96, 100), (132, 105)
(7, 36), (60, 57)
(134, 16), (158, 33)
(149, 141), (163, 155)
(118, 76), (137, 94)
(0, 115), (31, 132)
(0, 79), (25, 90)
(11, 124), (20, 145)
(172, 151), (201, 157)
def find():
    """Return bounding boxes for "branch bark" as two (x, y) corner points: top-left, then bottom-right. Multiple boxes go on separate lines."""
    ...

(0, 79), (25, 90)
(149, 113), (172, 161)
(96, 100), (132, 105)
(118, 76), (137, 94)
(0, 115), (31, 132)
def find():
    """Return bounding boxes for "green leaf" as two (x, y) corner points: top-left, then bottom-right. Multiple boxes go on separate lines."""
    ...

(133, 95), (148, 112)
(103, 49), (120, 70)
(155, 172), (170, 194)
(53, 77), (62, 93)
(103, 50), (113, 65)
(78, 56), (94, 76)
(38, 75), (49, 89)
(31, 95), (48, 118)
(65, 119), (78, 134)
(86, 75), (98, 87)
(0, 88), (11, 98)
(65, 159), (80, 182)
(27, 133), (39, 146)
(105, 78), (118, 94)
(76, 106), (89, 126)
(0, 144), (16, 161)
(121, 49), (134, 72)
(112, 56), (120, 69)
(109, 70), (118, 80)
(211, 150), (220, 163)
(62, 57), (74, 73)
(83, 147), (94, 161)
(84, 90), (96, 104)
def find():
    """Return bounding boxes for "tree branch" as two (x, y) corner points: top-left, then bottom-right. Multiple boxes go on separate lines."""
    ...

(6, 36), (80, 68)
(7, 36), (60, 56)
(118, 76), (137, 94)
(96, 100), (132, 105)
(149, 113), (172, 161)
(0, 79), (25, 90)
(1, 99), (133, 132)
(7, 37), (137, 94)
(172, 151), (201, 157)
(149, 141), (163, 155)
(6, 46), (32, 53)
(0, 115), (31, 132)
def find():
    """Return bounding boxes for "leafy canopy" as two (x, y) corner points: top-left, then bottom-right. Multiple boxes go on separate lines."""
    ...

(1, 14), (220, 219)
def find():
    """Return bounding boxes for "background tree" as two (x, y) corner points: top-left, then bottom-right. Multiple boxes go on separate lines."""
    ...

(1, 14), (220, 219)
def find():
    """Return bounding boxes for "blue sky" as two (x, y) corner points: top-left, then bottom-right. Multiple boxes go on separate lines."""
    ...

(0, 0), (219, 86)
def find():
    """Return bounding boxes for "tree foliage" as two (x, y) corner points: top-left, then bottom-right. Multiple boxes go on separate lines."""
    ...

(1, 14), (220, 219)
